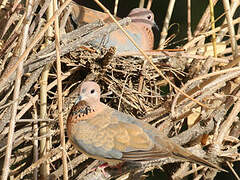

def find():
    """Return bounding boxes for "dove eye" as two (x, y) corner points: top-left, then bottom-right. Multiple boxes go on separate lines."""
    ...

(147, 15), (152, 20)
(90, 89), (95, 94)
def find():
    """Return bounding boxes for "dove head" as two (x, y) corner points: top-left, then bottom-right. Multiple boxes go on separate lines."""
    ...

(127, 8), (158, 30)
(76, 81), (101, 105)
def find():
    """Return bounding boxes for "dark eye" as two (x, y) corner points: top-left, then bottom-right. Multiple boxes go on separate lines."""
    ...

(147, 15), (152, 20)
(90, 89), (95, 94)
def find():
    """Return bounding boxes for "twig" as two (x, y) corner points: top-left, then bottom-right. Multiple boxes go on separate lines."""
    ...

(54, 0), (68, 179)
(60, 2), (72, 33)
(15, 67), (80, 123)
(139, 0), (145, 8)
(216, 1), (239, 43)
(172, 65), (240, 108)
(222, 0), (238, 58)
(158, 0), (176, 49)
(171, 119), (215, 146)
(32, 98), (38, 180)
(0, 0), (8, 10)
(184, 17), (240, 49)
(114, 0), (119, 16)
(1, 8), (23, 39)
(226, 161), (240, 180)
(17, 118), (56, 122)
(118, 75), (129, 111)
(0, 0), (72, 93)
(39, 1), (53, 178)
(209, 0), (217, 59)
(76, 160), (99, 179)
(2, 0), (33, 179)
(29, 0), (51, 35)
(193, 0), (219, 36)
(172, 164), (204, 179)
(216, 90), (240, 145)
(15, 147), (61, 180)
(187, 0), (192, 41)
(172, 70), (240, 118)
(146, 0), (153, 10)
(39, 65), (51, 178)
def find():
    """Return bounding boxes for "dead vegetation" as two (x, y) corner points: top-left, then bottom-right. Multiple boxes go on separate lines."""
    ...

(0, 0), (240, 179)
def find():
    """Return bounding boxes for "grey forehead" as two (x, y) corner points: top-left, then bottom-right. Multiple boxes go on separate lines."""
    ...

(128, 10), (153, 17)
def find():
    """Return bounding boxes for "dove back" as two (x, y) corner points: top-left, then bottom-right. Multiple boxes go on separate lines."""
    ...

(93, 8), (157, 53)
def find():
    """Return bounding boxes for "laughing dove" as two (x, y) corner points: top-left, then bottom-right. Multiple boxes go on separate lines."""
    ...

(67, 81), (224, 171)
(94, 8), (157, 53)
(71, 4), (157, 53)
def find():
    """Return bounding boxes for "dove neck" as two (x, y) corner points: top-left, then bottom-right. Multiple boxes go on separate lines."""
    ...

(87, 100), (106, 113)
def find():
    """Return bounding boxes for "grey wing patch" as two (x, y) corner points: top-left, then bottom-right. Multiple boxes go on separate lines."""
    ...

(111, 109), (156, 140)
(72, 136), (122, 159)
(114, 29), (141, 52)
(92, 29), (141, 53)
(70, 121), (122, 160)
(111, 109), (138, 124)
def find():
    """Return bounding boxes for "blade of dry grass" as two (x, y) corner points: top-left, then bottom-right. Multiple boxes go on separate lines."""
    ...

(53, 0), (68, 179)
(39, 1), (53, 178)
(209, 0), (217, 58)
(187, 0), (192, 41)
(139, 0), (145, 8)
(222, 0), (238, 57)
(158, 0), (176, 49)
(146, 0), (153, 10)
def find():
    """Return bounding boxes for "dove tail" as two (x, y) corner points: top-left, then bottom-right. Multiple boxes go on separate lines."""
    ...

(172, 145), (226, 172)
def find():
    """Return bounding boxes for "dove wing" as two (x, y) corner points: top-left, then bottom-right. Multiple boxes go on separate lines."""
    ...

(68, 102), (172, 160)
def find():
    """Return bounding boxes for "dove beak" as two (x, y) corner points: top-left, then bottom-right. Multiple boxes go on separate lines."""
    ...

(153, 22), (159, 31)
(75, 96), (83, 104)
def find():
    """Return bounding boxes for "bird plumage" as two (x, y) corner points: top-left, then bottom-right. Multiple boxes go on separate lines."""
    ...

(67, 81), (225, 171)
(92, 8), (157, 53)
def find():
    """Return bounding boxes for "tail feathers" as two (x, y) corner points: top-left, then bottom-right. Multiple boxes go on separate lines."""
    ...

(172, 146), (226, 172)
